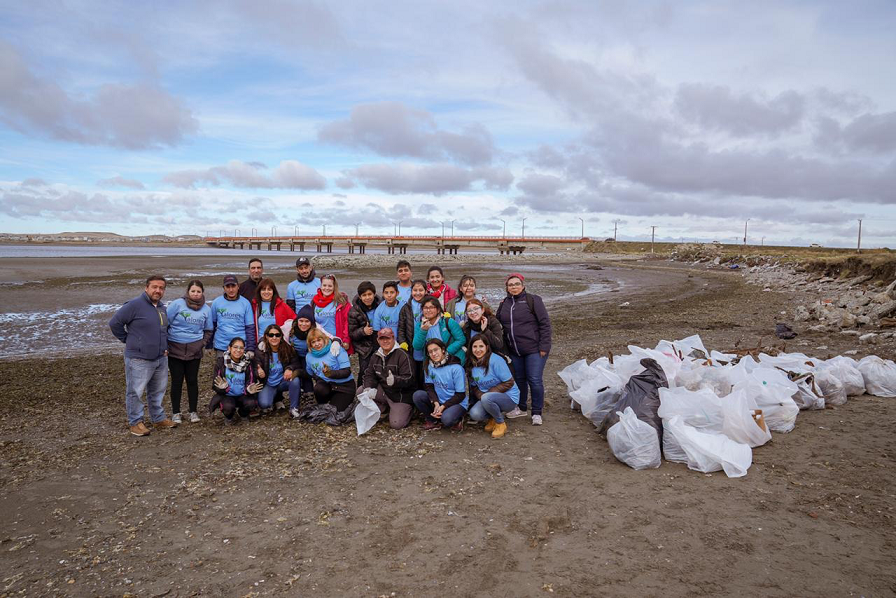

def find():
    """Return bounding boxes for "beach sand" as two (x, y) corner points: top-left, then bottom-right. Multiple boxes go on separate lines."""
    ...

(0, 257), (894, 596)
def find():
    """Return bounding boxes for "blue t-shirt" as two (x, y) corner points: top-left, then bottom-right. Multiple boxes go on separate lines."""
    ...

(290, 334), (308, 358)
(471, 353), (519, 404)
(372, 301), (402, 337)
(267, 352), (284, 386)
(396, 284), (412, 306)
(211, 295), (254, 351)
(224, 368), (247, 397)
(287, 278), (321, 311)
(166, 298), (213, 344)
(314, 301), (339, 336)
(257, 301), (276, 336)
(305, 346), (353, 383)
(416, 322), (442, 361)
(452, 298), (468, 326)
(424, 362), (468, 409)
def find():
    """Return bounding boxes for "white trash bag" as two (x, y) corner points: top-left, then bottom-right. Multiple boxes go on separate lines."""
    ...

(824, 356), (865, 396)
(813, 366), (847, 406)
(720, 389), (772, 448)
(732, 368), (800, 433)
(606, 407), (662, 470)
(665, 416), (752, 478)
(657, 386), (724, 430)
(662, 419), (688, 463)
(355, 388), (380, 436)
(857, 356), (896, 398)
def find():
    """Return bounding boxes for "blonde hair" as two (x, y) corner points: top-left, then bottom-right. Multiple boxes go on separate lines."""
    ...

(306, 327), (331, 349)
(320, 274), (348, 306)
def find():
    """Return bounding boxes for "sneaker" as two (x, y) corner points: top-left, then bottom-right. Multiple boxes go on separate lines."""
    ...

(171, 413), (183, 424)
(248, 409), (261, 418)
(261, 407), (273, 415)
(450, 420), (464, 432)
(423, 420), (442, 431)
(274, 401), (285, 411)
(505, 407), (527, 419)
(154, 418), (178, 429)
(189, 412), (201, 423)
(484, 418), (497, 433)
(491, 422), (507, 439)
(129, 422), (150, 436)
(289, 408), (300, 419)
(531, 415), (543, 426)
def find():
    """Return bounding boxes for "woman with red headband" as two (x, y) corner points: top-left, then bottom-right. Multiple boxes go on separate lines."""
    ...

(494, 273), (552, 425)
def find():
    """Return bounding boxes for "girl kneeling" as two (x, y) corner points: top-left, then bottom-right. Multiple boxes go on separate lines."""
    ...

(466, 337), (520, 438)
(412, 339), (468, 431)
(211, 337), (263, 424)
(305, 328), (356, 411)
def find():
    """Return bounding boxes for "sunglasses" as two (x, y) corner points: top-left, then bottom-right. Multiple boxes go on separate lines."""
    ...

(266, 332), (282, 338)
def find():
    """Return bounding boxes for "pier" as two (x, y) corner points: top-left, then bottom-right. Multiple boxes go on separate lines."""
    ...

(204, 235), (591, 255)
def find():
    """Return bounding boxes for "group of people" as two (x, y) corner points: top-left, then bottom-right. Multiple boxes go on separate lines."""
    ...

(109, 257), (552, 439)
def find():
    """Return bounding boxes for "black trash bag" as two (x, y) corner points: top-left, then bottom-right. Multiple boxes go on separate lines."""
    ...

(298, 399), (357, 426)
(600, 358), (668, 441)
(775, 323), (797, 339)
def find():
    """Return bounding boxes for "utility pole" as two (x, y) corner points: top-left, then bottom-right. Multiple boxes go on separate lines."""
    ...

(761, 236), (765, 246)
(577, 217), (584, 238)
(613, 219), (620, 241)
(743, 219), (750, 246)
(650, 226), (657, 254)
(498, 218), (506, 238)
(398, 221), (402, 236)
(522, 217), (527, 239)
(271, 225), (277, 237)
(441, 222), (445, 238)
(322, 224), (326, 236)
(857, 219), (863, 253)
(355, 222), (360, 236)
(450, 220), (455, 237)
(294, 225), (299, 236)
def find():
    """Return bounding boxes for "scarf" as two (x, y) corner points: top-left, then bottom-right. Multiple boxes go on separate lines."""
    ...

(184, 293), (206, 311)
(312, 288), (335, 308)
(310, 340), (332, 358)
(224, 351), (250, 373)
(426, 284), (444, 299)
(296, 269), (317, 283)
(293, 327), (310, 341)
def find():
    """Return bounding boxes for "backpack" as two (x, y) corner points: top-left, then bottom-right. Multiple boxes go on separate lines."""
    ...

(496, 293), (536, 323)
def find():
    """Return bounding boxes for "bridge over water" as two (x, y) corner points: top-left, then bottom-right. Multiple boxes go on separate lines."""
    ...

(205, 235), (592, 255)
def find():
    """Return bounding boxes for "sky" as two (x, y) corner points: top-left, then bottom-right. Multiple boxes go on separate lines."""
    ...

(1, 0), (895, 247)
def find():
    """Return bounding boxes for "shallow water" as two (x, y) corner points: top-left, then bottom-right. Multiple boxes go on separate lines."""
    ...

(0, 255), (619, 359)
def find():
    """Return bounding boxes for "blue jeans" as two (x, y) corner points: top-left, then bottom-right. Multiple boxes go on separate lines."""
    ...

(469, 392), (518, 424)
(258, 378), (301, 409)
(412, 390), (466, 427)
(124, 356), (168, 426)
(509, 352), (548, 415)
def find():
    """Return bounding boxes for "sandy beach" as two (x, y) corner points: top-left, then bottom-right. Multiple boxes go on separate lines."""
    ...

(0, 255), (894, 596)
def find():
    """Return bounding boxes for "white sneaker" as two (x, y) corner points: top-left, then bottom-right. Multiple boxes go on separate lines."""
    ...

(274, 401), (285, 411)
(289, 408), (300, 419)
(189, 412), (200, 423)
(532, 415), (543, 426)
(505, 407), (527, 419)
(171, 413), (182, 424)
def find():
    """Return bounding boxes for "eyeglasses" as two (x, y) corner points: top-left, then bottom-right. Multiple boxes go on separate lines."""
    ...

(266, 332), (282, 338)
(506, 281), (523, 287)
(467, 306), (483, 313)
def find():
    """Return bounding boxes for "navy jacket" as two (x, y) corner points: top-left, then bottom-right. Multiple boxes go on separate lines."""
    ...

(495, 292), (552, 357)
(109, 292), (169, 360)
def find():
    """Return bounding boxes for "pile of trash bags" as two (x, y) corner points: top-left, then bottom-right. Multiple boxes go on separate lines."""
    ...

(558, 335), (896, 478)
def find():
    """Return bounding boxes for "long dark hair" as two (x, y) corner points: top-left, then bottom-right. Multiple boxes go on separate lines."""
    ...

(254, 278), (283, 315)
(465, 335), (493, 376)
(420, 296), (443, 323)
(262, 323), (296, 364)
(423, 338), (448, 374)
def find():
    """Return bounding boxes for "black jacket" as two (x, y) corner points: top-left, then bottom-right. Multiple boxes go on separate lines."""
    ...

(362, 346), (415, 403)
(348, 294), (381, 359)
(397, 301), (420, 350)
(461, 315), (505, 354)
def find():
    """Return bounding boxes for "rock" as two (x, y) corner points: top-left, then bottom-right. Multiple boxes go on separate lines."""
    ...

(856, 315), (872, 326)
(847, 295), (872, 310)
(885, 279), (896, 298)
(840, 330), (860, 336)
(839, 312), (857, 328)
(872, 300), (896, 319)
(793, 305), (811, 322)
(808, 324), (829, 333)
(859, 333), (878, 344)
(844, 349), (859, 355)
(872, 292), (891, 304)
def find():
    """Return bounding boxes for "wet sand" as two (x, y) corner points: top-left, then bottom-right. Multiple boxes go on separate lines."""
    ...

(0, 257), (894, 596)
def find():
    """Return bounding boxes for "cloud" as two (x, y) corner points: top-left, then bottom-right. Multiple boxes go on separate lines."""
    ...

(0, 42), (197, 149)
(342, 163), (512, 195)
(97, 176), (145, 189)
(163, 159), (326, 189)
(815, 111), (896, 154)
(674, 84), (805, 137)
(20, 178), (47, 187)
(318, 102), (495, 165)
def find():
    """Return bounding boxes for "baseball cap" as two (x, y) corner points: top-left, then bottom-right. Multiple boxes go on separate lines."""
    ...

(223, 275), (239, 286)
(377, 328), (395, 339)
(296, 257), (311, 267)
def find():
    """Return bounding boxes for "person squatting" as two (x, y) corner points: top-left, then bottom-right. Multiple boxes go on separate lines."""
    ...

(109, 258), (552, 439)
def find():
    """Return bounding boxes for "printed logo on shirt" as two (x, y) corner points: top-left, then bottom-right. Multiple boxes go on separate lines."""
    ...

(216, 307), (245, 320)
(179, 311), (207, 325)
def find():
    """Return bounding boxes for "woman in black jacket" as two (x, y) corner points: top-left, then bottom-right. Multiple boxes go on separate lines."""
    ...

(397, 279), (428, 388)
(210, 337), (263, 425)
(494, 273), (552, 426)
(348, 281), (381, 381)
(460, 298), (504, 354)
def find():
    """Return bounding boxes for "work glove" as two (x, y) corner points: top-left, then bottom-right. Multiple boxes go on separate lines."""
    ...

(329, 341), (341, 357)
(247, 381), (264, 394)
(214, 375), (229, 390)
(386, 371), (395, 386)
(399, 342), (408, 351)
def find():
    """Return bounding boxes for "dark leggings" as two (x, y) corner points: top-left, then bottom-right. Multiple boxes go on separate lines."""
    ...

(220, 394), (258, 420)
(313, 379), (357, 411)
(169, 357), (201, 413)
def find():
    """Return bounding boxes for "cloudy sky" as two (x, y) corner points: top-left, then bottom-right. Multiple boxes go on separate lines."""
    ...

(1, 1), (895, 247)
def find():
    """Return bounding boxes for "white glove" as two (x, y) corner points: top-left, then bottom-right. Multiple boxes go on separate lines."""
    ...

(246, 351), (255, 360)
(329, 341), (341, 357)
(366, 388), (378, 401)
(214, 375), (228, 390)
(386, 371), (395, 386)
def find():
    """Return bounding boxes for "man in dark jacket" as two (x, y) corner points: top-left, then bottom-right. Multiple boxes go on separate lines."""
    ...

(239, 258), (264, 301)
(361, 328), (415, 429)
(109, 275), (178, 437)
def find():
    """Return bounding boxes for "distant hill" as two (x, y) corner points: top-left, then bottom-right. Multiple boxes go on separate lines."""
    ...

(0, 232), (203, 243)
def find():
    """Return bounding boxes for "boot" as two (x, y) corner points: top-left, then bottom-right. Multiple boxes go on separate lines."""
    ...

(484, 418), (497, 433)
(491, 422), (507, 439)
